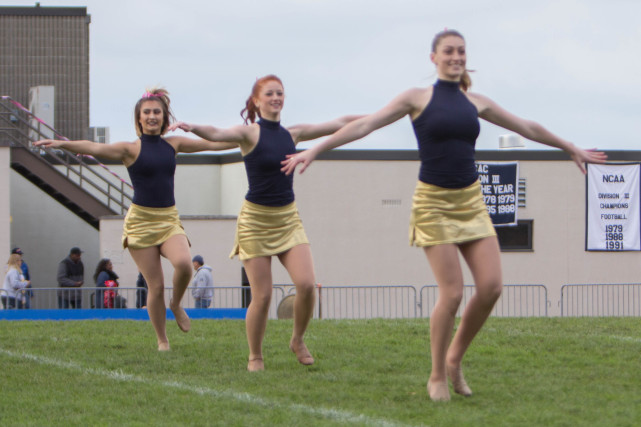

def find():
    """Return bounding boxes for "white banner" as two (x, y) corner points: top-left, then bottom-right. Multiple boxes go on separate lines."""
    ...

(586, 163), (641, 251)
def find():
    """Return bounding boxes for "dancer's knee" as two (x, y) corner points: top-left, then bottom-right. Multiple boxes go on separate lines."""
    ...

(250, 290), (272, 309)
(438, 289), (464, 314)
(479, 280), (503, 305)
(147, 286), (165, 302)
(174, 258), (192, 279)
(296, 281), (316, 298)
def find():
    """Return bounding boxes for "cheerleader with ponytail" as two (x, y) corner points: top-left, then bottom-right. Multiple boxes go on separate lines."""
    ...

(170, 75), (362, 371)
(36, 88), (236, 351)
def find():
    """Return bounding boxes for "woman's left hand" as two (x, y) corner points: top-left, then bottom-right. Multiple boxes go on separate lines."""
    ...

(569, 146), (608, 174)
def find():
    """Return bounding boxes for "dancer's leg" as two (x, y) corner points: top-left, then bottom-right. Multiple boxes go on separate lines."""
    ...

(447, 236), (502, 368)
(129, 246), (168, 350)
(424, 243), (464, 401)
(243, 256), (273, 371)
(160, 234), (192, 332)
(278, 244), (316, 365)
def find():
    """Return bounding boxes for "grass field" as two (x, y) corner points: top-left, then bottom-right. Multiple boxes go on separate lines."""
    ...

(1, 317), (640, 426)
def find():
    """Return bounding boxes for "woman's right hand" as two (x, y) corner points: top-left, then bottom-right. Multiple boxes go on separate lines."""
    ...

(168, 122), (193, 133)
(33, 139), (62, 149)
(281, 149), (318, 175)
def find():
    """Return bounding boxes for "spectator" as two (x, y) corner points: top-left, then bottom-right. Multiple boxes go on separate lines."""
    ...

(191, 255), (213, 308)
(94, 258), (126, 309)
(2, 253), (30, 309)
(56, 247), (84, 309)
(136, 272), (148, 309)
(11, 247), (33, 308)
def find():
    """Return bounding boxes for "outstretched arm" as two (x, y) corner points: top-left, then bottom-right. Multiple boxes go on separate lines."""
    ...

(34, 139), (134, 162)
(288, 115), (365, 144)
(168, 122), (253, 153)
(470, 93), (608, 173)
(281, 88), (420, 175)
(165, 135), (239, 153)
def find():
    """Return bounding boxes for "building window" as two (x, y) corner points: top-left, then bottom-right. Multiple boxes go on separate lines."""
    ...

(496, 220), (533, 251)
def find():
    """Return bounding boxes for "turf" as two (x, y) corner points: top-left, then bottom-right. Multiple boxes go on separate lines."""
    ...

(0, 317), (639, 426)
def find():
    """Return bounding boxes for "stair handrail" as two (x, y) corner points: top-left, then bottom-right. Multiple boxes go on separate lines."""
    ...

(0, 95), (133, 214)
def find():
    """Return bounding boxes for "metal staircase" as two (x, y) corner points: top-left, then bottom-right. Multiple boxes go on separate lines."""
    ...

(0, 96), (133, 229)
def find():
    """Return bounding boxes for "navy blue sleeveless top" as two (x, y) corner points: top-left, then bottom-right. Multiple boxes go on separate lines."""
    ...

(243, 118), (295, 207)
(127, 134), (176, 207)
(412, 79), (480, 188)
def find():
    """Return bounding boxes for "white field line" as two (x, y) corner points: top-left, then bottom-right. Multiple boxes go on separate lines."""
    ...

(485, 326), (641, 344)
(0, 348), (414, 427)
(607, 335), (641, 344)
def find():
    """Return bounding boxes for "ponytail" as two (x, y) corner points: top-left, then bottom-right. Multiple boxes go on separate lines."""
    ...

(460, 70), (472, 92)
(240, 95), (259, 125)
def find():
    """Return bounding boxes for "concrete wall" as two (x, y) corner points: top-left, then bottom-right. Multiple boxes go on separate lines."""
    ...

(99, 216), (241, 288)
(0, 147), (10, 256)
(76, 162), (227, 216)
(9, 170), (100, 298)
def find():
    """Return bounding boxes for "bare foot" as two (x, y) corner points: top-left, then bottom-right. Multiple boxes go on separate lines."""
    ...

(447, 364), (472, 396)
(170, 299), (190, 332)
(158, 342), (170, 351)
(247, 357), (264, 372)
(289, 340), (314, 365)
(427, 380), (450, 402)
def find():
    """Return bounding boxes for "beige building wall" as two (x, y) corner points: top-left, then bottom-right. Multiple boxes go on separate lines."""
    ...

(8, 149), (641, 315)
(292, 158), (641, 316)
(219, 162), (248, 216)
(92, 154), (641, 316)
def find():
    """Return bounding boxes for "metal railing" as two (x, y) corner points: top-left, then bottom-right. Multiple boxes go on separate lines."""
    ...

(0, 96), (133, 214)
(10, 283), (641, 319)
(419, 284), (549, 317)
(317, 285), (418, 319)
(0, 289), (30, 309)
(560, 283), (641, 317)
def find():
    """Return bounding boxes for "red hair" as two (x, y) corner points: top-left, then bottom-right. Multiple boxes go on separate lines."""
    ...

(240, 75), (284, 124)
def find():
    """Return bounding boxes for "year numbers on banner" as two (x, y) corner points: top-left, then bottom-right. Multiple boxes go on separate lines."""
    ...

(605, 225), (623, 233)
(606, 241), (624, 250)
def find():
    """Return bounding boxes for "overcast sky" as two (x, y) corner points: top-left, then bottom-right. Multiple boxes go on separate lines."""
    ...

(9, 0), (641, 151)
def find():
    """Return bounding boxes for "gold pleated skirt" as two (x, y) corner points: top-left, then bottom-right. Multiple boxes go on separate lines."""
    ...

(230, 200), (309, 260)
(122, 203), (188, 249)
(409, 180), (496, 247)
